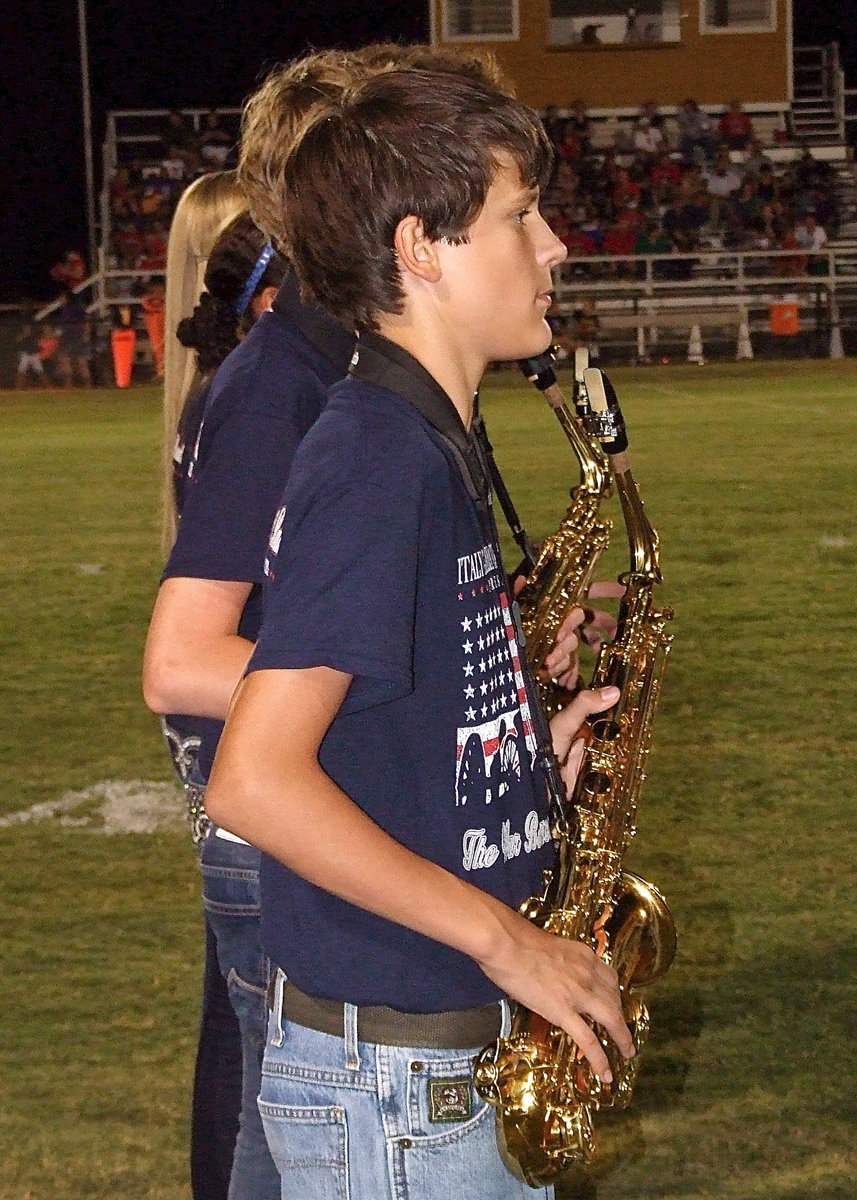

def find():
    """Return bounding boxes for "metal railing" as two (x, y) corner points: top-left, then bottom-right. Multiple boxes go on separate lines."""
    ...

(553, 246), (857, 303)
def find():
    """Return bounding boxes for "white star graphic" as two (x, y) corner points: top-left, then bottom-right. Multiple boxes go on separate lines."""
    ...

(479, 659), (486, 673)
(481, 704), (488, 718)
(465, 707), (477, 721)
(477, 636), (485, 651)
(461, 617), (472, 631)
(480, 681), (488, 696)
(464, 684), (475, 699)
(463, 662), (475, 677)
(462, 639), (473, 654)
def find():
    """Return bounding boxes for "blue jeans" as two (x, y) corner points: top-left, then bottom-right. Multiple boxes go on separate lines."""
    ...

(258, 973), (553, 1200)
(200, 827), (281, 1200)
(191, 917), (241, 1200)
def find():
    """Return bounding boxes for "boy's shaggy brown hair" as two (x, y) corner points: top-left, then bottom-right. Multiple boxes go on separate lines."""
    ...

(281, 68), (552, 330)
(238, 45), (515, 254)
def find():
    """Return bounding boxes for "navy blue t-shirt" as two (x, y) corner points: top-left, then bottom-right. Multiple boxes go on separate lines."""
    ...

(162, 272), (353, 778)
(250, 333), (555, 1012)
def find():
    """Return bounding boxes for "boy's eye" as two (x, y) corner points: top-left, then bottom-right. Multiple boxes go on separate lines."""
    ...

(515, 208), (533, 223)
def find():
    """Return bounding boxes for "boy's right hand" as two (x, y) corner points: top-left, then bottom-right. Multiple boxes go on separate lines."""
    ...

(476, 910), (633, 1082)
(476, 679), (631, 1080)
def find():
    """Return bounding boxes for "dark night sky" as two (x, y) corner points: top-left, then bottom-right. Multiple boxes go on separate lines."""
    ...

(3, 0), (856, 301)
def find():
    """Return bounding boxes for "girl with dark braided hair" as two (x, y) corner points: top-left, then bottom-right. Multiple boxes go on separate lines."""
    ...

(171, 212), (285, 520)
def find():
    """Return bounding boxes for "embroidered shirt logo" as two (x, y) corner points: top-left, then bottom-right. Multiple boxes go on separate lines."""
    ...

(428, 1077), (472, 1123)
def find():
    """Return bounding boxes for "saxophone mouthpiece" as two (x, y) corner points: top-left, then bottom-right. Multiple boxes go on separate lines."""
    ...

(582, 369), (629, 456)
(518, 349), (558, 392)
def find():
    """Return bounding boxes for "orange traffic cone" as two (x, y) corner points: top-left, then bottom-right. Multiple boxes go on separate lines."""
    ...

(141, 292), (166, 378)
(111, 327), (136, 388)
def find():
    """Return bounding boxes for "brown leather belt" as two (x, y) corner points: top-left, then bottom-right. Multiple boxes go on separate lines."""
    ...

(267, 975), (503, 1050)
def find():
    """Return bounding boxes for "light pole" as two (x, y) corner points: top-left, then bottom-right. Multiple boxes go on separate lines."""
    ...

(77, 0), (98, 279)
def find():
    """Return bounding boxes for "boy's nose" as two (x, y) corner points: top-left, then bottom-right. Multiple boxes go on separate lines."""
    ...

(538, 215), (567, 268)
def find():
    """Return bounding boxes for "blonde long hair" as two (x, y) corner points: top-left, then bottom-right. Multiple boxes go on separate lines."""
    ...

(161, 171), (246, 549)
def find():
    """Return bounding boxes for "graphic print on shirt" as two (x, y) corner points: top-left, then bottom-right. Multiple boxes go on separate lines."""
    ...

(454, 541), (539, 806)
(264, 505), (286, 580)
(454, 542), (550, 873)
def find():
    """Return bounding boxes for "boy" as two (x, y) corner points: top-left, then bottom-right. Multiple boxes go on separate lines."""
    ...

(206, 68), (632, 1199)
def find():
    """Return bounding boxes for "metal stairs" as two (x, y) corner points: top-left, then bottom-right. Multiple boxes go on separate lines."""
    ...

(791, 45), (845, 144)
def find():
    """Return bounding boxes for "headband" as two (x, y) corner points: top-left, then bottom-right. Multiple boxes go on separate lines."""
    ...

(235, 242), (275, 317)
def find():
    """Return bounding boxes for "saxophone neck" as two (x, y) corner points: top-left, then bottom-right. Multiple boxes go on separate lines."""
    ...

(612, 465), (663, 583)
(554, 402), (611, 497)
(518, 349), (611, 497)
(580, 367), (662, 583)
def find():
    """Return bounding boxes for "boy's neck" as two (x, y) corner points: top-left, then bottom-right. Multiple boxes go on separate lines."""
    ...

(375, 317), (482, 430)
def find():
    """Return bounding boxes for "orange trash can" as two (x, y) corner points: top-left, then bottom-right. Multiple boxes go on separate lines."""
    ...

(769, 298), (799, 336)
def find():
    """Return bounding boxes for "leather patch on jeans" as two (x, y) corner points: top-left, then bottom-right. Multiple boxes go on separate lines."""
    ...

(428, 1077), (472, 1123)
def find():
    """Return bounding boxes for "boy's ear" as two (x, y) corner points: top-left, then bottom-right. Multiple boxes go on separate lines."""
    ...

(393, 215), (442, 283)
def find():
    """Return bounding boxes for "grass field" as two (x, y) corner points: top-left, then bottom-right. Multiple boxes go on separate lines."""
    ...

(0, 361), (855, 1199)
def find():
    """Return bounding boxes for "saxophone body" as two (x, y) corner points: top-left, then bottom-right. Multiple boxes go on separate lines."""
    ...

(473, 354), (677, 1187)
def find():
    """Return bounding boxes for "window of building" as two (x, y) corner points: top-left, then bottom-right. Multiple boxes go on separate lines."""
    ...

(548, 2), (681, 47)
(441, 0), (519, 41)
(701, 0), (776, 34)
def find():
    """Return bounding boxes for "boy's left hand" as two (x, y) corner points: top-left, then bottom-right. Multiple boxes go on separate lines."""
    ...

(531, 579), (625, 691)
(549, 683), (620, 795)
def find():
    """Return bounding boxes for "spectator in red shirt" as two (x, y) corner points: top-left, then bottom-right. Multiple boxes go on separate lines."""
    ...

(556, 119), (582, 162)
(602, 220), (637, 272)
(135, 227), (168, 273)
(611, 166), (641, 209)
(114, 222), (145, 270)
(567, 98), (592, 153)
(650, 152), (683, 201)
(718, 101), (754, 151)
(564, 223), (597, 256)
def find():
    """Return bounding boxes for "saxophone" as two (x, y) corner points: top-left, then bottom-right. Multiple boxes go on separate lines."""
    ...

(473, 350), (677, 1187)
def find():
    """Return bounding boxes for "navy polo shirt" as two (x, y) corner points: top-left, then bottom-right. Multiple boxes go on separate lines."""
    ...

(163, 270), (353, 777)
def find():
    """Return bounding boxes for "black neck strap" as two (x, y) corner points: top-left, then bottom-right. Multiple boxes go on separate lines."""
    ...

(469, 421), (568, 834)
(350, 331), (567, 831)
(471, 412), (537, 571)
(349, 330), (489, 505)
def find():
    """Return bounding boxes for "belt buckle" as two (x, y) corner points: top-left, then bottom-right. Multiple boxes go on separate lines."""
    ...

(185, 781), (210, 846)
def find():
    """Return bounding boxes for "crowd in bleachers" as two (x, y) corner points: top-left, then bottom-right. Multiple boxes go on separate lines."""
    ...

(101, 99), (842, 284)
(17, 97), (844, 388)
(540, 98), (841, 279)
(108, 109), (236, 275)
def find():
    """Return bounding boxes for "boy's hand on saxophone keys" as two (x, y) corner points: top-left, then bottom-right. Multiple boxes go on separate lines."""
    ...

(477, 908), (634, 1082)
(542, 605), (584, 689)
(579, 579), (625, 653)
(537, 580), (625, 689)
(479, 680), (631, 1083)
(550, 683), (620, 794)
